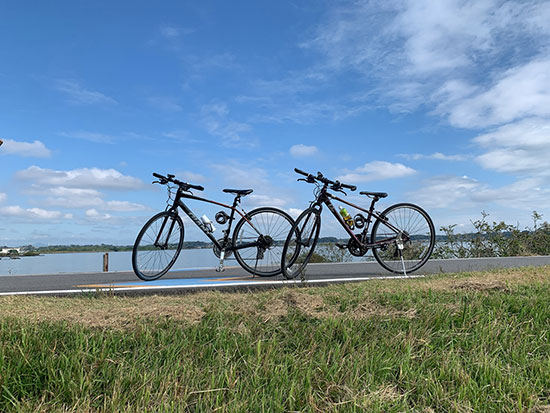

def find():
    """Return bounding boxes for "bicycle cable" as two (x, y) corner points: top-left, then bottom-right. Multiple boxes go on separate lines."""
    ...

(165, 184), (177, 210)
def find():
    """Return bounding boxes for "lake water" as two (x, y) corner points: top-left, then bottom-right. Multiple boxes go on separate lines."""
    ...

(0, 249), (221, 276)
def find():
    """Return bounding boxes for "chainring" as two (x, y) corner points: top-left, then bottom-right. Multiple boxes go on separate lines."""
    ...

(213, 239), (233, 259)
(347, 235), (369, 257)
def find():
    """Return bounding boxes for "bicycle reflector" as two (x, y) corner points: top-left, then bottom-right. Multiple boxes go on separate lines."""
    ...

(215, 211), (229, 224)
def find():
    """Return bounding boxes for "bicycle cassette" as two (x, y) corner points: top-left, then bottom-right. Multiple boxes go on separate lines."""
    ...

(347, 235), (369, 257)
(213, 239), (233, 259)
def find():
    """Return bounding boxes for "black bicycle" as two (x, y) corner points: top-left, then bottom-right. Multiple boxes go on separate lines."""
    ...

(281, 168), (435, 279)
(132, 172), (295, 281)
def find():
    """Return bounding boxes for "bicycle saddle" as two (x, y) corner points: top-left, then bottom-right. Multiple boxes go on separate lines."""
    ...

(360, 191), (388, 198)
(223, 189), (253, 196)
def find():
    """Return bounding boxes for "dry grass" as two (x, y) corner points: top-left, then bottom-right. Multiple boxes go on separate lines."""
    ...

(1, 266), (549, 329)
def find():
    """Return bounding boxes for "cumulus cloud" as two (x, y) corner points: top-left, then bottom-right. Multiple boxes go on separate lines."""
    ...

(41, 187), (147, 211)
(337, 161), (416, 183)
(289, 144), (319, 158)
(411, 174), (550, 213)
(0, 193), (6, 203)
(85, 209), (112, 221)
(0, 139), (51, 157)
(16, 166), (144, 190)
(0, 205), (63, 220)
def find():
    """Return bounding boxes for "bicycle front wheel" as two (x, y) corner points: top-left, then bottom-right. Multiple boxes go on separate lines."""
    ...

(132, 211), (184, 281)
(371, 203), (434, 274)
(233, 207), (294, 277)
(281, 208), (321, 279)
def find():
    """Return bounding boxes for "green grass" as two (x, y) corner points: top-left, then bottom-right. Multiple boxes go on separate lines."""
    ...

(1, 267), (550, 411)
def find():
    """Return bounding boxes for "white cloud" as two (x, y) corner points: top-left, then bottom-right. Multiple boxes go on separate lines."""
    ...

(16, 166), (144, 190)
(0, 139), (51, 157)
(160, 25), (182, 39)
(103, 201), (147, 212)
(0, 193), (6, 203)
(410, 175), (485, 210)
(474, 117), (550, 175)
(411, 174), (550, 214)
(201, 103), (256, 148)
(58, 131), (116, 144)
(248, 194), (287, 207)
(41, 187), (147, 211)
(177, 171), (207, 183)
(212, 163), (270, 189)
(399, 152), (468, 161)
(337, 161), (416, 183)
(305, 0), (550, 117)
(444, 59), (550, 128)
(85, 209), (112, 221)
(289, 144), (319, 158)
(287, 208), (303, 219)
(55, 79), (117, 105)
(0, 205), (63, 220)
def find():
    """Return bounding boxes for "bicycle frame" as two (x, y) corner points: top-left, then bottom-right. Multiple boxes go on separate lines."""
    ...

(313, 186), (408, 249)
(164, 187), (264, 253)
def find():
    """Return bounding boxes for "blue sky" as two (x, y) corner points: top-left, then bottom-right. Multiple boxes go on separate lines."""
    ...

(1, 0), (549, 246)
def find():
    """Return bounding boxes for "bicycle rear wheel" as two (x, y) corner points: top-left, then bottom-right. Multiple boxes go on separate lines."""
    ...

(371, 203), (434, 274)
(132, 211), (184, 281)
(233, 207), (294, 277)
(281, 208), (321, 279)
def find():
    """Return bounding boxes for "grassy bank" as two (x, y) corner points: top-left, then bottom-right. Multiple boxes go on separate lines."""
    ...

(1, 268), (550, 411)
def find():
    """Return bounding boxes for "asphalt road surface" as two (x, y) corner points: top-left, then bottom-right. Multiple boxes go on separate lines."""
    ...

(1, 256), (549, 296)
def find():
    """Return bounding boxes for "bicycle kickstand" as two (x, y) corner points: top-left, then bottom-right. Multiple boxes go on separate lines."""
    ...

(217, 250), (226, 272)
(396, 238), (407, 277)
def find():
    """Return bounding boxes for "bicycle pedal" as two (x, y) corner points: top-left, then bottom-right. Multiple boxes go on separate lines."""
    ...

(335, 243), (347, 250)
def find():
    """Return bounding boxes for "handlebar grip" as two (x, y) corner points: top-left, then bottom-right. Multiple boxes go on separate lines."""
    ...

(341, 183), (357, 191)
(152, 172), (166, 180)
(189, 184), (204, 191)
(294, 168), (309, 177)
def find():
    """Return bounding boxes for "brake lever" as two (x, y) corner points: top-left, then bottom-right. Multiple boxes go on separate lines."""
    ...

(331, 185), (347, 196)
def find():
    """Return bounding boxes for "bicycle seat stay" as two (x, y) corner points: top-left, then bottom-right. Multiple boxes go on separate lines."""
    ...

(223, 189), (253, 196)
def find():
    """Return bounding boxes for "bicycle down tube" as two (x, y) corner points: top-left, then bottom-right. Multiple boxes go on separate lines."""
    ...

(173, 190), (262, 253)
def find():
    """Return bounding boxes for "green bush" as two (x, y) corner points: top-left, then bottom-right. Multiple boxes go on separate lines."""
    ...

(434, 211), (550, 258)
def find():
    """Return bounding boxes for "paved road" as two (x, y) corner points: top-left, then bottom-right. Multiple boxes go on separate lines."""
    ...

(1, 256), (549, 296)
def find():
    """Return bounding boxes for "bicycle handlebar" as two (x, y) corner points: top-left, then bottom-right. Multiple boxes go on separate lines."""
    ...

(294, 168), (356, 191)
(152, 172), (204, 191)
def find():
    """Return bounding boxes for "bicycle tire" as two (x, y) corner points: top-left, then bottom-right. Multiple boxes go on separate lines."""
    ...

(281, 208), (321, 279)
(371, 203), (435, 274)
(232, 207), (295, 277)
(132, 211), (184, 281)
